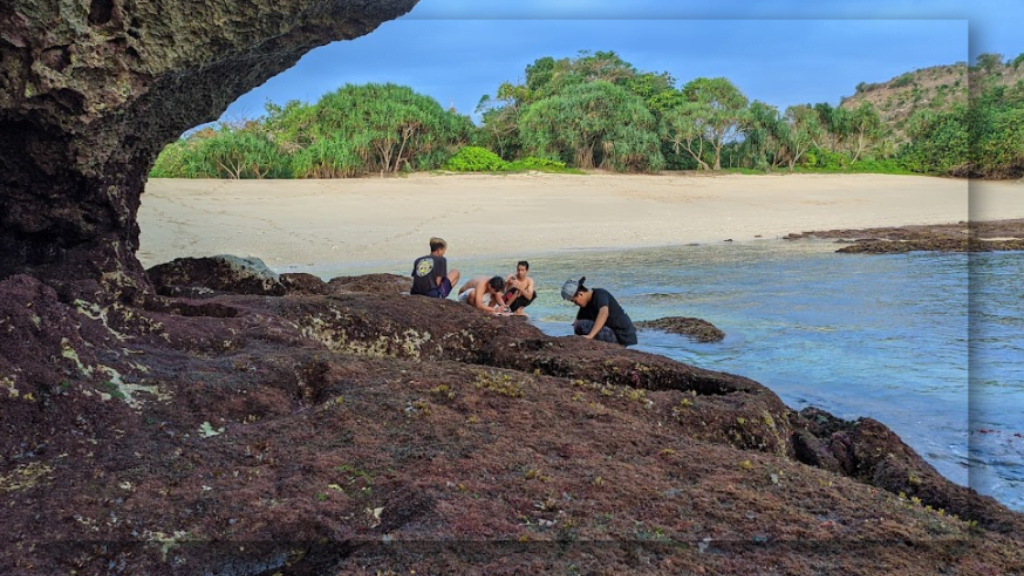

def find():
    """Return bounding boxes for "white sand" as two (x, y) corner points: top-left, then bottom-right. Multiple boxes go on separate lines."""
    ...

(138, 173), (1024, 271)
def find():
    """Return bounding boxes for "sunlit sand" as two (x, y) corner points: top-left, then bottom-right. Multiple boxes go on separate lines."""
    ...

(139, 172), (1022, 271)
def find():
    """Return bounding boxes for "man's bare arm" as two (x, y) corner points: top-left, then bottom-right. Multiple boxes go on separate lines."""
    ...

(585, 306), (610, 339)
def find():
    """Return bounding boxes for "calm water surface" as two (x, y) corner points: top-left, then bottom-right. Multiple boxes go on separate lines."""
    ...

(322, 241), (1023, 511)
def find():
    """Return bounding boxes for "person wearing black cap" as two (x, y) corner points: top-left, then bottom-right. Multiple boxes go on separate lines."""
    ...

(561, 277), (637, 347)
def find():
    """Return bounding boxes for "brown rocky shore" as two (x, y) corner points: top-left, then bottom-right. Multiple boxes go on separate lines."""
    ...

(783, 219), (1024, 253)
(2, 257), (1023, 575)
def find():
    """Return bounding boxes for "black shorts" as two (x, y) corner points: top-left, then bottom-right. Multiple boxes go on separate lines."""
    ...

(423, 277), (453, 298)
(504, 290), (535, 312)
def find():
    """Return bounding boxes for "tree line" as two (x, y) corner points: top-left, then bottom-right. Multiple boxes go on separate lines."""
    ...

(151, 50), (1024, 179)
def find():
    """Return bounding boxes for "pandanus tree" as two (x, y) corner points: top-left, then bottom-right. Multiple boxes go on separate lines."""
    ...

(271, 83), (474, 176)
(518, 80), (664, 172)
(659, 101), (713, 171)
(679, 77), (749, 170)
(741, 100), (787, 171)
(476, 81), (531, 160)
(781, 105), (825, 170)
(848, 101), (884, 162)
(478, 51), (677, 166)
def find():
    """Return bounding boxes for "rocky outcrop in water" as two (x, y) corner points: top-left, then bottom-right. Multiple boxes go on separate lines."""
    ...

(637, 316), (726, 342)
(0, 0), (418, 301)
(835, 237), (1024, 253)
(783, 220), (1024, 253)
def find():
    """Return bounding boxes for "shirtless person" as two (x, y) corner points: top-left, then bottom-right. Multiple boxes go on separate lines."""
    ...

(458, 275), (507, 315)
(503, 260), (536, 316)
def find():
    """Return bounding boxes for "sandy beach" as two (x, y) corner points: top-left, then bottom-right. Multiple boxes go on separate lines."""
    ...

(138, 172), (1024, 271)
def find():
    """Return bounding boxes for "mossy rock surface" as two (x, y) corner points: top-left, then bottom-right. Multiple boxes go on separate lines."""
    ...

(637, 316), (725, 342)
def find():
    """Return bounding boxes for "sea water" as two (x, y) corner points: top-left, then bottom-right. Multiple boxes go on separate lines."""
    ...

(323, 241), (1024, 512)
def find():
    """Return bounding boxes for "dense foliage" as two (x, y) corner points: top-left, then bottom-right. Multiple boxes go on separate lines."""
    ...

(443, 146), (577, 173)
(152, 84), (474, 179)
(152, 51), (1024, 179)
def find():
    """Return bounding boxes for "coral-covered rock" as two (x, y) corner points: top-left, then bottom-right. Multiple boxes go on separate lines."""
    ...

(280, 272), (328, 295)
(637, 316), (726, 342)
(146, 255), (286, 296)
(326, 272), (411, 295)
(783, 221), (1024, 253)
(1, 275), (1022, 574)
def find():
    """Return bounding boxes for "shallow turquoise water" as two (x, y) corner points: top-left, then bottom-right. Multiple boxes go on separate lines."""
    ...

(323, 240), (1023, 511)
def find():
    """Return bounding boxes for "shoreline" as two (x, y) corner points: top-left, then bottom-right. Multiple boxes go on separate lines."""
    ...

(139, 173), (1024, 271)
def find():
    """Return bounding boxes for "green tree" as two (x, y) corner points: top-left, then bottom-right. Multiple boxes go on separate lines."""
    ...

(151, 124), (289, 179)
(679, 77), (749, 170)
(479, 51), (678, 163)
(971, 83), (1024, 177)
(848, 102), (884, 162)
(273, 83), (474, 176)
(974, 53), (1004, 72)
(781, 105), (824, 170)
(659, 101), (712, 170)
(476, 81), (530, 159)
(898, 106), (970, 174)
(741, 101), (786, 171)
(519, 81), (664, 172)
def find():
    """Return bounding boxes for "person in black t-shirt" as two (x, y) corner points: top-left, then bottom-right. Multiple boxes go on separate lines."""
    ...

(410, 237), (461, 298)
(561, 276), (637, 347)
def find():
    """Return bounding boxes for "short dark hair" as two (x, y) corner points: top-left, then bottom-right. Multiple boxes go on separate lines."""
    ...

(429, 237), (447, 252)
(517, 260), (529, 270)
(488, 276), (504, 292)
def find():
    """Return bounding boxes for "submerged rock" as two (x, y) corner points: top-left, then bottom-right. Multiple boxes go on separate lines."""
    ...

(637, 316), (726, 342)
(783, 221), (1024, 253)
(836, 237), (1024, 253)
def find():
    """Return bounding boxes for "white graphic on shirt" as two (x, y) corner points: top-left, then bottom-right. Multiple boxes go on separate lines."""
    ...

(415, 257), (435, 277)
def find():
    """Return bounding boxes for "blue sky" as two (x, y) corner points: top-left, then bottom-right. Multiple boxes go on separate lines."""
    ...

(216, 0), (1022, 125)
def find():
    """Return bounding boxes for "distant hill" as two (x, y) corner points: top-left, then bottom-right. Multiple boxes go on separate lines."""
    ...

(840, 54), (1024, 140)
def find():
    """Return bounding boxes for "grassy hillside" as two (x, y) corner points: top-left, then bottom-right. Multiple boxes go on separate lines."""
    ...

(841, 54), (1024, 141)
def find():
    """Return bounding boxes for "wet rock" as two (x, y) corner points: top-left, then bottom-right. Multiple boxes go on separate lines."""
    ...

(146, 255), (286, 296)
(2, 274), (1023, 573)
(280, 272), (327, 295)
(836, 237), (1024, 253)
(782, 221), (1024, 253)
(795, 407), (1022, 533)
(326, 273), (410, 295)
(637, 317), (725, 342)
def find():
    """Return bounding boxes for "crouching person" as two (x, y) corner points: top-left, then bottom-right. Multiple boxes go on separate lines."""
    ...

(458, 275), (508, 315)
(561, 276), (637, 347)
